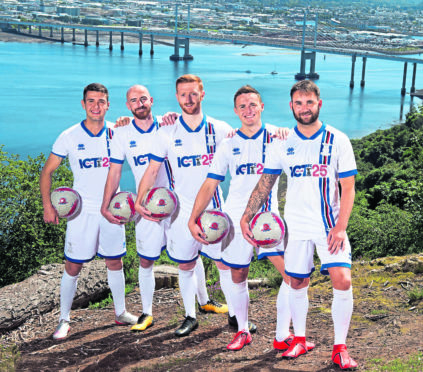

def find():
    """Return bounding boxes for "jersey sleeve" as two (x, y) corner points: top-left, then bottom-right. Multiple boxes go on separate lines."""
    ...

(148, 126), (169, 163)
(207, 139), (230, 182)
(263, 139), (284, 175)
(109, 128), (126, 164)
(336, 134), (358, 178)
(51, 131), (69, 159)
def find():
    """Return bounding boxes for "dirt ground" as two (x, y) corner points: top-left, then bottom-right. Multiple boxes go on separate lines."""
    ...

(2, 256), (423, 372)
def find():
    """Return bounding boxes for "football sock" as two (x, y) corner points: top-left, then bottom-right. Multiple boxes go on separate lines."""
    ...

(289, 285), (309, 337)
(59, 270), (79, 322)
(139, 265), (155, 316)
(231, 280), (249, 332)
(107, 268), (126, 317)
(179, 268), (197, 318)
(194, 257), (209, 306)
(332, 287), (353, 345)
(275, 280), (292, 341)
(218, 268), (234, 316)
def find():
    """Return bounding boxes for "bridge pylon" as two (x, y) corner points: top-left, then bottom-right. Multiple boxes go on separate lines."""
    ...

(295, 50), (319, 80)
(170, 37), (193, 61)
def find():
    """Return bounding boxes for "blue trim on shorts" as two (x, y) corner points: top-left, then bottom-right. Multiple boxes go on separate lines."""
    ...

(285, 267), (315, 278)
(166, 250), (199, 264)
(199, 250), (222, 262)
(257, 251), (284, 260)
(221, 258), (251, 269)
(320, 262), (351, 276)
(64, 253), (96, 263)
(97, 252), (127, 259)
(137, 245), (167, 261)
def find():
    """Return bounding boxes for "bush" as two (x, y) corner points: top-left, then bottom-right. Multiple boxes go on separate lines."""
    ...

(0, 147), (73, 287)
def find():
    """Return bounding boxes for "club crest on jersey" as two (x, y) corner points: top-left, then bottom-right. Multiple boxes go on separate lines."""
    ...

(77, 144), (85, 151)
(287, 147), (295, 156)
(232, 147), (241, 156)
(129, 140), (137, 148)
(175, 139), (183, 147)
(320, 143), (332, 156)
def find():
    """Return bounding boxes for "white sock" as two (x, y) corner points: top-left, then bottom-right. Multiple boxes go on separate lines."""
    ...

(107, 268), (126, 317)
(179, 268), (197, 318)
(231, 280), (249, 332)
(59, 270), (79, 322)
(194, 258), (209, 306)
(289, 285), (309, 337)
(332, 287), (353, 345)
(275, 280), (292, 341)
(139, 265), (155, 316)
(218, 268), (234, 316)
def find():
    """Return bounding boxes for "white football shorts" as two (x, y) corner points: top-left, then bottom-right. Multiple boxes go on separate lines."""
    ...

(135, 216), (168, 261)
(284, 236), (352, 278)
(64, 210), (126, 263)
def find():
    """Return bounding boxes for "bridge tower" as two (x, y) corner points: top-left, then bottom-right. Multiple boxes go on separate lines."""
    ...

(295, 12), (319, 80)
(169, 3), (193, 61)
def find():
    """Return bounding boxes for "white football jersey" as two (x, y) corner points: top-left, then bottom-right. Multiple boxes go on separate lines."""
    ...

(149, 115), (232, 214)
(264, 124), (358, 239)
(207, 124), (280, 233)
(52, 120), (115, 212)
(109, 117), (171, 188)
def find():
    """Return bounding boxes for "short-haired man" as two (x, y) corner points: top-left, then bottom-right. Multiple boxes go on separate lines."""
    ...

(134, 75), (231, 337)
(100, 85), (173, 332)
(241, 80), (358, 369)
(188, 85), (310, 351)
(40, 83), (137, 340)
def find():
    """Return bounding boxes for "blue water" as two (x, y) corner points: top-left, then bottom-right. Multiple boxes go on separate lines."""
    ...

(1, 41), (422, 191)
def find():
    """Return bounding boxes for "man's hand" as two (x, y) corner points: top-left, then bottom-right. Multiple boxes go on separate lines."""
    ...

(188, 218), (209, 245)
(240, 216), (257, 248)
(43, 205), (59, 225)
(161, 112), (180, 126)
(327, 225), (347, 255)
(226, 128), (238, 138)
(101, 206), (124, 225)
(271, 127), (290, 140)
(114, 116), (131, 127)
(134, 202), (161, 222)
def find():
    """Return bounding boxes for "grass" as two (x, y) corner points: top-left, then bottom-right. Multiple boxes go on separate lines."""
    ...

(367, 352), (423, 371)
(0, 342), (20, 372)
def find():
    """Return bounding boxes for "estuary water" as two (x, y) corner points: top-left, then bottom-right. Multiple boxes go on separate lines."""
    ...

(0, 40), (422, 191)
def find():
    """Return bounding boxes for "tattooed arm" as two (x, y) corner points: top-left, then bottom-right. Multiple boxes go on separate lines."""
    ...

(240, 173), (279, 246)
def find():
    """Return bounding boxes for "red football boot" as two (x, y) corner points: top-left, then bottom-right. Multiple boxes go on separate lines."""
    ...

(227, 330), (252, 351)
(332, 344), (358, 369)
(281, 336), (312, 358)
(274, 334), (315, 352)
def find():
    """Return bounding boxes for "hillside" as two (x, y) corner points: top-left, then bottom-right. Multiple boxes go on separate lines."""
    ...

(1, 254), (422, 371)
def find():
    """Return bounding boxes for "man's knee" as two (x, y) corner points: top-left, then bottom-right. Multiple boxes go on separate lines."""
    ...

(105, 258), (123, 271)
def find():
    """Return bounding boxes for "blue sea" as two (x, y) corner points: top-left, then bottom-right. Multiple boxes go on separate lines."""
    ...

(1, 40), (422, 191)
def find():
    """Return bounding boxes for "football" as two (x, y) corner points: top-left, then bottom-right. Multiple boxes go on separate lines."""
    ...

(108, 191), (137, 223)
(250, 211), (285, 248)
(51, 186), (81, 219)
(143, 187), (178, 220)
(197, 209), (230, 244)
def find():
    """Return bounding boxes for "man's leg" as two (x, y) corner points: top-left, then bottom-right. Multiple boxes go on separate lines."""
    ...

(329, 267), (357, 369)
(131, 258), (155, 331)
(105, 258), (137, 325)
(53, 260), (83, 340)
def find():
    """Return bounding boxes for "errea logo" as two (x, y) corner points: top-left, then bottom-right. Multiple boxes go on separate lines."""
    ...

(77, 144), (85, 151)
(129, 140), (137, 148)
(232, 147), (241, 155)
(175, 139), (182, 147)
(287, 147), (295, 156)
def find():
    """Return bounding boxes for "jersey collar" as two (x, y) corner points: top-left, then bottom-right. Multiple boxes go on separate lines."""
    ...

(294, 123), (326, 140)
(80, 120), (106, 137)
(236, 125), (264, 140)
(132, 116), (158, 134)
(180, 115), (206, 133)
